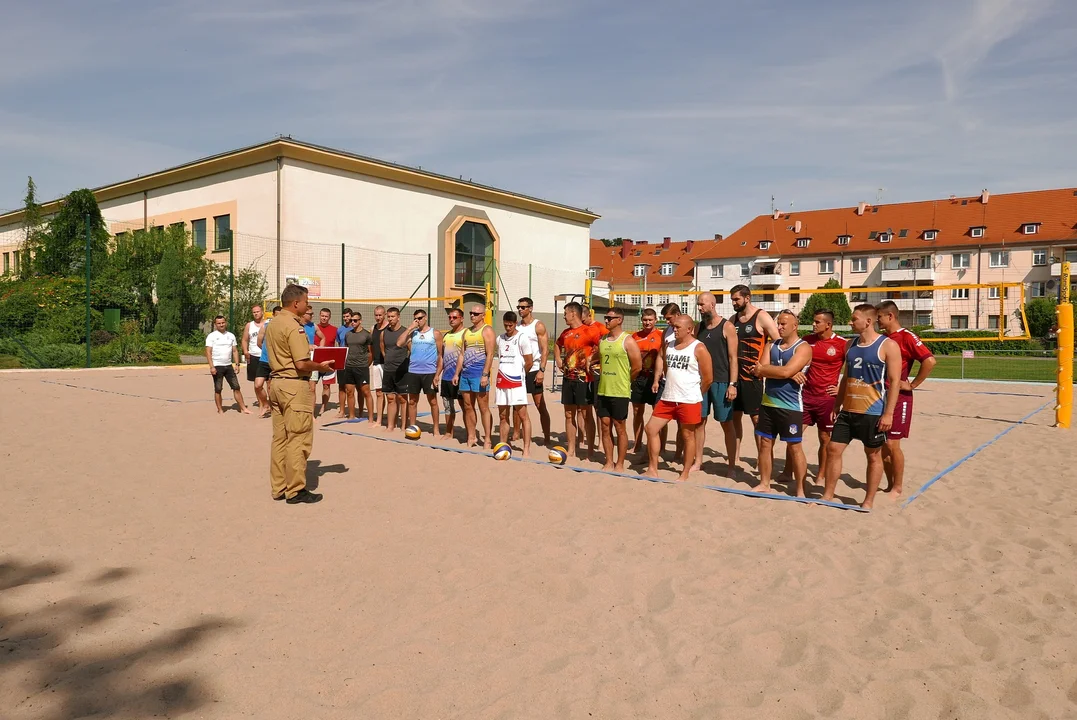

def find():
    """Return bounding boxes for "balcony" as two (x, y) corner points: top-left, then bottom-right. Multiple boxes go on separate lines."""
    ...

(888, 296), (935, 311)
(881, 267), (936, 283)
(751, 273), (784, 287)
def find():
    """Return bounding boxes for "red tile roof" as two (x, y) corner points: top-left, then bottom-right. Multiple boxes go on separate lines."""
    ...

(590, 238), (721, 287)
(694, 188), (1077, 261)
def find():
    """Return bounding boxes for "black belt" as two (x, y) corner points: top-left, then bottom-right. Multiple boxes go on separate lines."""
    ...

(271, 376), (310, 382)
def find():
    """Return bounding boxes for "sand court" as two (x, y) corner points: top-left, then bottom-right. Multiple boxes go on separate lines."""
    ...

(2, 366), (1075, 719)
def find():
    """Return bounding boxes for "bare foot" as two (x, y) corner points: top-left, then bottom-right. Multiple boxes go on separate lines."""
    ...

(241, 408), (252, 415)
(601, 463), (614, 471)
(676, 473), (691, 482)
(689, 462), (701, 472)
(613, 463), (625, 472)
(755, 484), (773, 494)
(861, 498), (875, 510)
(482, 441), (492, 451)
(643, 465), (659, 479)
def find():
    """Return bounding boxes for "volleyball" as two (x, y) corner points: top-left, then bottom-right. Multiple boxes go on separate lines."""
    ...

(547, 446), (568, 465)
(404, 425), (421, 440)
(492, 442), (512, 461)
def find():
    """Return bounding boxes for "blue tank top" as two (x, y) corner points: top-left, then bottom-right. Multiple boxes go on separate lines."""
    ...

(409, 327), (438, 374)
(762, 339), (807, 411)
(259, 318), (271, 363)
(844, 335), (887, 415)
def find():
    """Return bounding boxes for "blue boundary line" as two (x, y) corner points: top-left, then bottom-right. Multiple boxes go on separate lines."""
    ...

(901, 399), (1054, 509)
(321, 426), (868, 512)
(321, 412), (431, 428)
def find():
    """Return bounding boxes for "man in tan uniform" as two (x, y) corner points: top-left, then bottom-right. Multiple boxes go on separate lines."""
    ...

(265, 284), (336, 504)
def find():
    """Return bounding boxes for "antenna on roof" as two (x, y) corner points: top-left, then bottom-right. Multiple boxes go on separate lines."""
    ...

(877, 187), (886, 203)
(770, 195), (775, 213)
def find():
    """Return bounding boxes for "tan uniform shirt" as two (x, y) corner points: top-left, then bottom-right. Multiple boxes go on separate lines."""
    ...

(265, 310), (311, 380)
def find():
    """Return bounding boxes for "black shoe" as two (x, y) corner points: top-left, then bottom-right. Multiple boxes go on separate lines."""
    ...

(286, 489), (323, 504)
(273, 494), (285, 501)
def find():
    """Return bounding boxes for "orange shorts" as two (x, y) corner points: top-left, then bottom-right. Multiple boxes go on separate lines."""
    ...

(652, 400), (702, 425)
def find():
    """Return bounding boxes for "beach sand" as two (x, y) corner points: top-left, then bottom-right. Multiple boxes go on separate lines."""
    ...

(1, 367), (1075, 719)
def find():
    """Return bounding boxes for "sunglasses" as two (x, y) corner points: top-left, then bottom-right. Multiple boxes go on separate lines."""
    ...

(516, 305), (531, 310)
(604, 315), (617, 321)
(469, 311), (483, 316)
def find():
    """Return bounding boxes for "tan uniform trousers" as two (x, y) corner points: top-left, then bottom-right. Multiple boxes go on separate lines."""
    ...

(269, 378), (314, 499)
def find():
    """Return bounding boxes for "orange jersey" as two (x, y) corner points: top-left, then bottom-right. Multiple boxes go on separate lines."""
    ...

(633, 328), (664, 379)
(558, 324), (603, 382)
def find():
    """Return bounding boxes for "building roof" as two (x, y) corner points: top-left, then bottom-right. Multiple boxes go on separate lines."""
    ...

(0, 137), (600, 227)
(694, 188), (1077, 262)
(590, 237), (721, 287)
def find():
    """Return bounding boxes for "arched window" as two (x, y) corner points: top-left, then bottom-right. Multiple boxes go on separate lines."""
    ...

(454, 221), (494, 288)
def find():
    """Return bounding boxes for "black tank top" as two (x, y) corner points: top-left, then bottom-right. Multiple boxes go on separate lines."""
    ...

(695, 318), (730, 383)
(733, 309), (766, 382)
(371, 325), (386, 364)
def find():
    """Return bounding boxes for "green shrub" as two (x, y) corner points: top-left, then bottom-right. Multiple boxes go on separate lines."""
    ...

(90, 329), (116, 347)
(145, 341), (181, 364)
(798, 279), (852, 325)
(34, 343), (86, 368)
(916, 330), (1047, 356)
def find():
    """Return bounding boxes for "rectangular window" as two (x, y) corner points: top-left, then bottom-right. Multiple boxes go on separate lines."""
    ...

(987, 287), (1010, 300)
(989, 250), (1009, 268)
(454, 220), (495, 287)
(789, 261), (800, 276)
(709, 265), (723, 279)
(633, 264), (647, 277)
(1030, 281), (1046, 297)
(951, 253), (970, 269)
(114, 231), (128, 242)
(586, 268), (598, 279)
(837, 235), (850, 246)
(1022, 224), (1038, 235)
(169, 222), (185, 233)
(2, 252), (8, 274)
(645, 294), (654, 307)
(740, 263), (750, 277)
(951, 288), (970, 300)
(658, 294), (669, 305)
(970, 227), (984, 238)
(850, 288), (867, 302)
(951, 315), (969, 329)
(790, 288), (800, 303)
(614, 294), (626, 304)
(916, 313), (932, 326)
(680, 301), (689, 315)
(191, 219), (207, 250)
(659, 262), (675, 276)
(851, 257), (868, 273)
(213, 215), (232, 251)
(795, 238), (810, 248)
(759, 241), (771, 250)
(923, 230), (937, 241)
(1032, 249), (1047, 266)
(988, 315), (1000, 329)
(715, 294), (724, 304)
(819, 259), (834, 274)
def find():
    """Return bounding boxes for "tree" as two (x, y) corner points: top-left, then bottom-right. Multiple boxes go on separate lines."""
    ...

(154, 227), (219, 342)
(1018, 297), (1074, 339)
(798, 278), (852, 325)
(20, 177), (45, 279)
(597, 238), (626, 247)
(33, 189), (109, 277)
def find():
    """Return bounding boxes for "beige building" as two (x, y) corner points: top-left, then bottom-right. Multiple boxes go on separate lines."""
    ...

(692, 188), (1077, 332)
(0, 138), (598, 316)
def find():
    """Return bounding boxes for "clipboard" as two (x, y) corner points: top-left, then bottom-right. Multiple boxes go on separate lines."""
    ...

(312, 346), (348, 369)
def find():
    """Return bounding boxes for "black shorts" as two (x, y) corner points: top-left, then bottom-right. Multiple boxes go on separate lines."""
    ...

(630, 376), (658, 405)
(246, 362), (258, 382)
(406, 372), (437, 396)
(755, 405), (804, 443)
(382, 365), (409, 395)
(561, 379), (593, 407)
(525, 369), (544, 395)
(212, 365), (241, 393)
(440, 379), (461, 403)
(339, 366), (370, 387)
(733, 378), (764, 415)
(830, 411), (886, 449)
(257, 360), (271, 380)
(596, 395), (630, 421)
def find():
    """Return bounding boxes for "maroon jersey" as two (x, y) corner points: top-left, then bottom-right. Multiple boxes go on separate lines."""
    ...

(887, 327), (934, 394)
(802, 332), (846, 398)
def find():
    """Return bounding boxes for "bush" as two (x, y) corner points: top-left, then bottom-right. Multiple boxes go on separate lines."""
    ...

(798, 279), (852, 325)
(145, 340), (181, 364)
(916, 330), (1046, 356)
(34, 343), (86, 368)
(90, 329), (117, 347)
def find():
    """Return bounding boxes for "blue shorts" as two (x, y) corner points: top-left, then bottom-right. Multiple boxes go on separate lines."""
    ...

(700, 382), (734, 422)
(459, 375), (487, 393)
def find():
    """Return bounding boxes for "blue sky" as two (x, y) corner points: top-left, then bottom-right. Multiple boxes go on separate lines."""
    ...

(2, 0), (1075, 240)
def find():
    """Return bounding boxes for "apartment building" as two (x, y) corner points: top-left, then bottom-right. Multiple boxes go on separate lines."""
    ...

(590, 237), (720, 315)
(692, 188), (1077, 332)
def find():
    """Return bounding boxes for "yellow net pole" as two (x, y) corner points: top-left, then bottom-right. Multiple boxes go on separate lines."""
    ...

(998, 283), (1005, 340)
(484, 282), (493, 326)
(585, 278), (593, 309)
(1057, 262), (1072, 429)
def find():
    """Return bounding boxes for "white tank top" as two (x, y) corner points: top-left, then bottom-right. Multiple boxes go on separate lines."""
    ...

(246, 321), (263, 355)
(517, 319), (540, 371)
(663, 339), (703, 403)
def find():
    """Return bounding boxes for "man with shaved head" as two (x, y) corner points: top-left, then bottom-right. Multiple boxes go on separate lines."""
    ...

(694, 291), (739, 476)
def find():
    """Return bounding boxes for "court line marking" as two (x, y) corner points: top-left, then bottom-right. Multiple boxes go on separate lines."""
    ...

(39, 379), (213, 403)
(321, 426), (868, 512)
(901, 399), (1054, 509)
